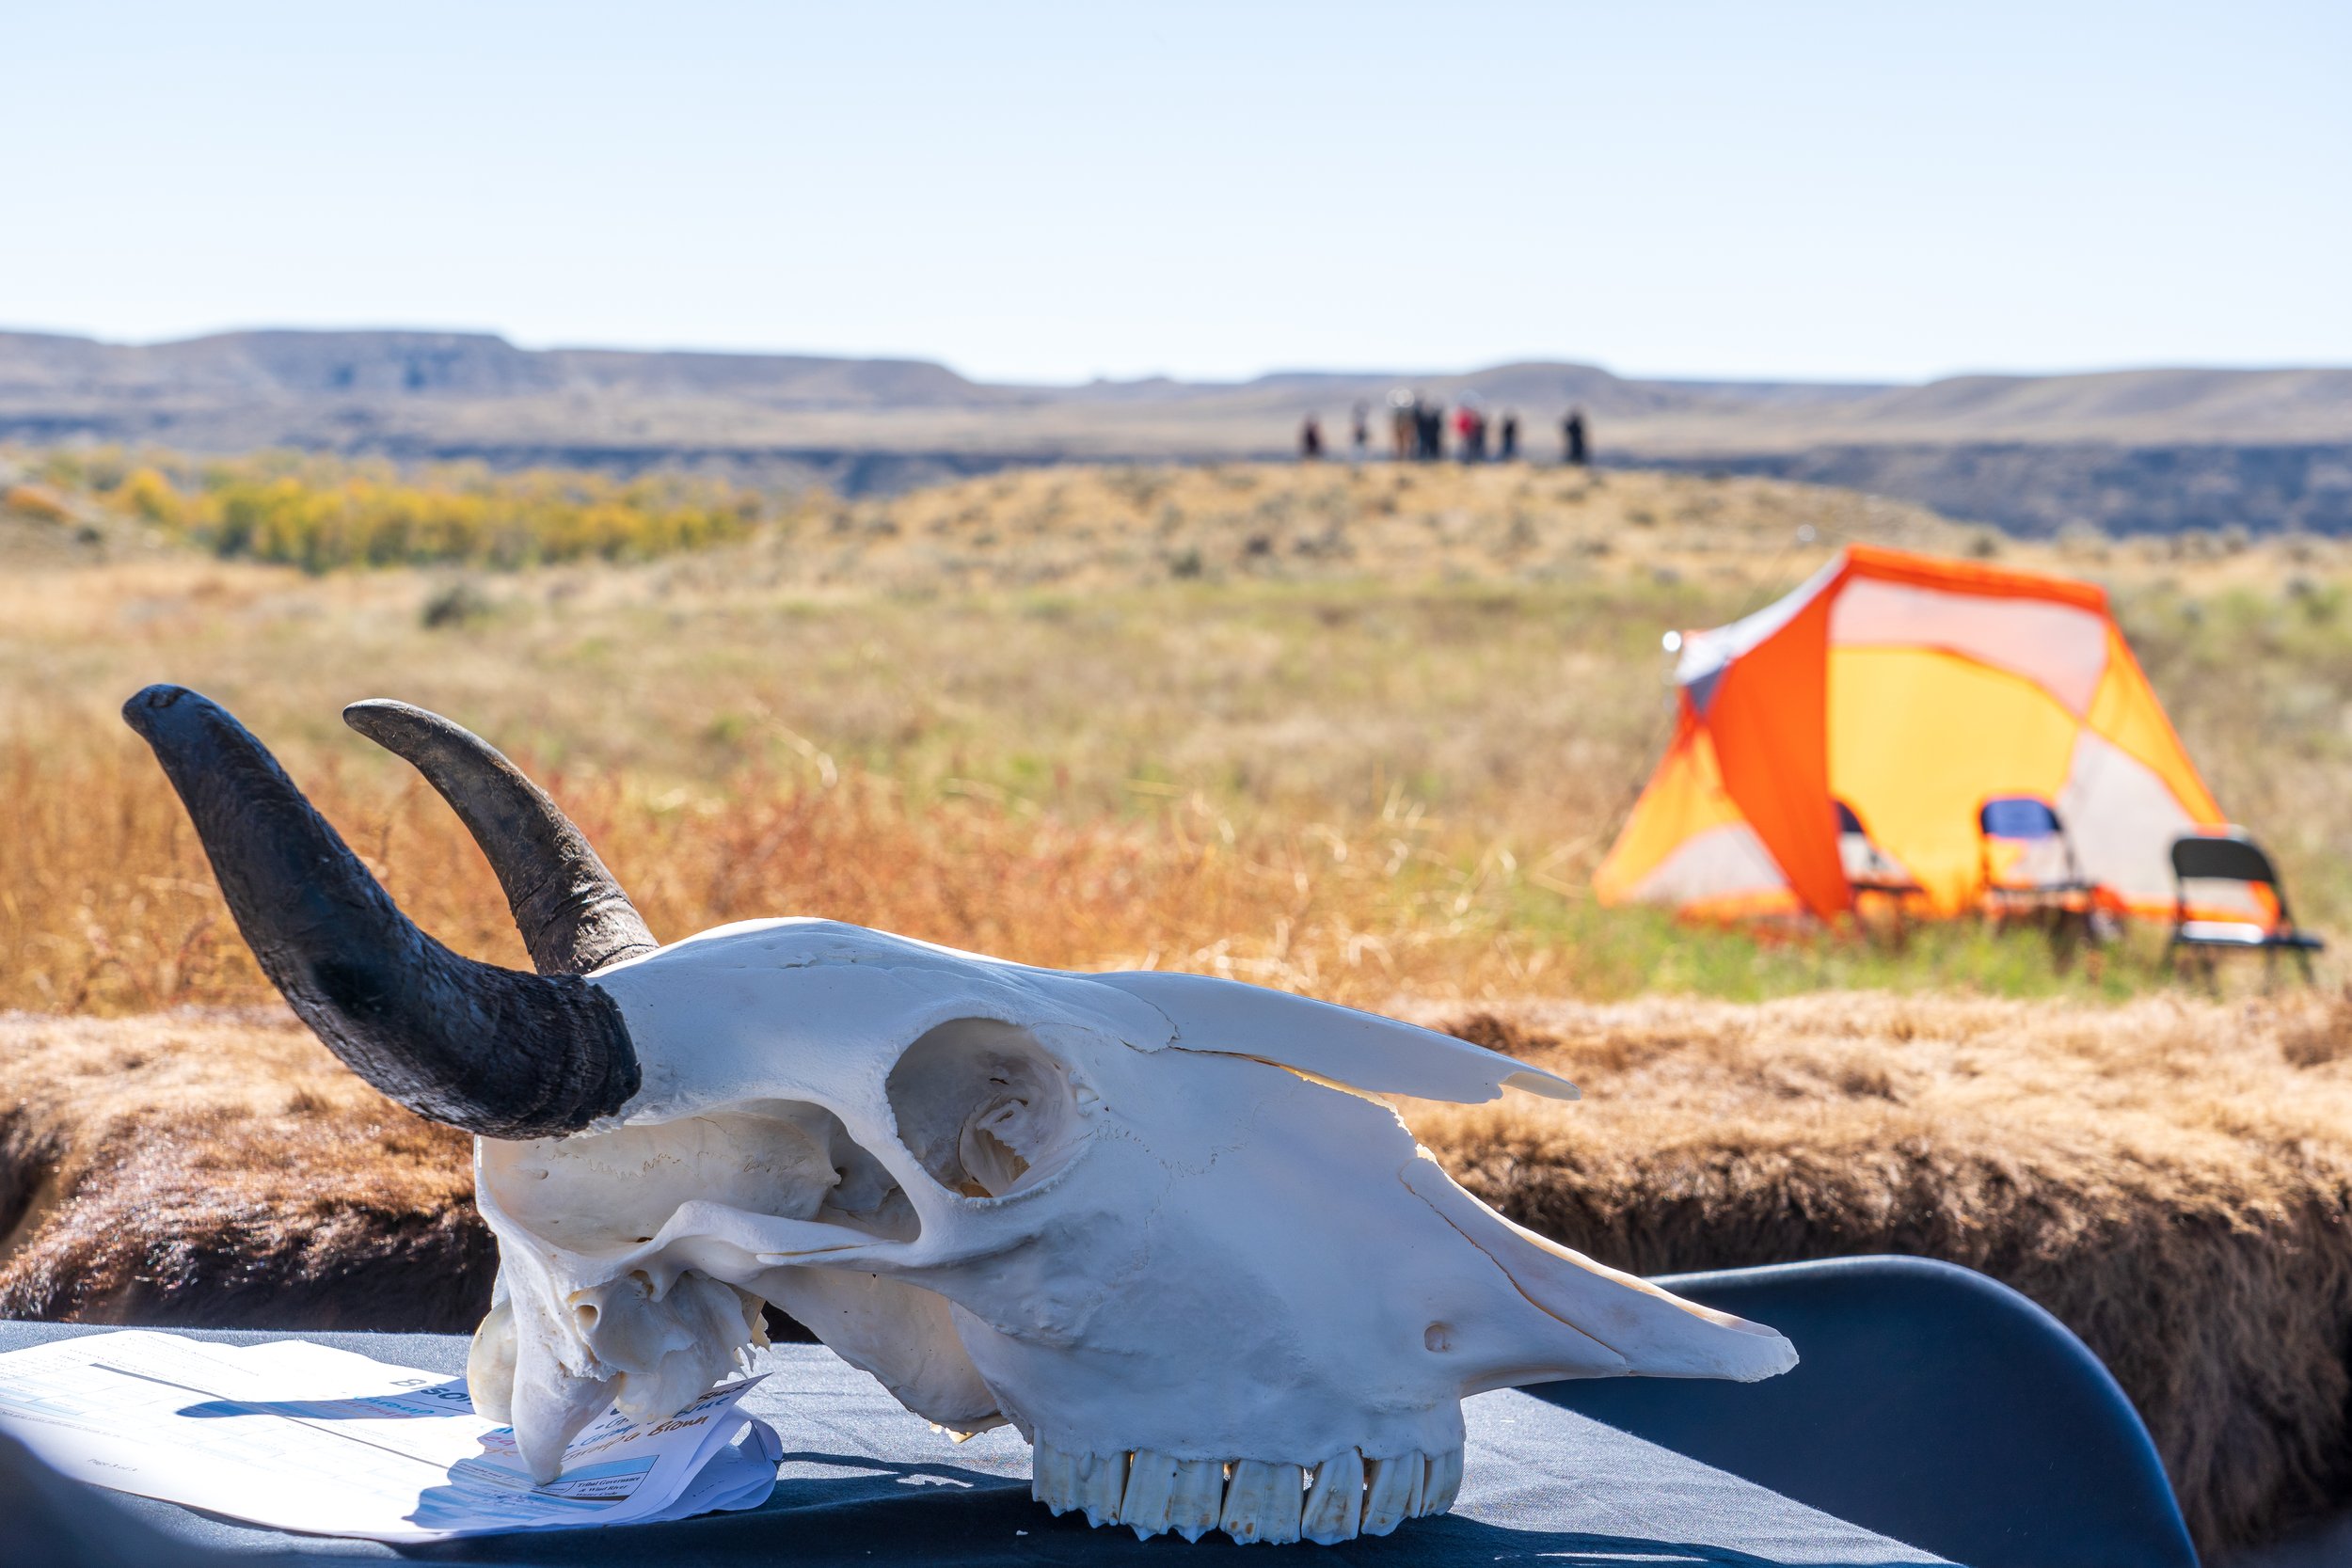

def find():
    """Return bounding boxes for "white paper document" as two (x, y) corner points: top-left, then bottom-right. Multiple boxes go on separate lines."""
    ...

(0, 1330), (782, 1541)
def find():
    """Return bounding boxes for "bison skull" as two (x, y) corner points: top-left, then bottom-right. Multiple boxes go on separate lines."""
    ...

(125, 687), (1794, 1545)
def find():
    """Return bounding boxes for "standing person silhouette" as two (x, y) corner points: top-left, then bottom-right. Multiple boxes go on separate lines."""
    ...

(1563, 407), (1589, 466)
(1455, 403), (1482, 462)
(1390, 389), (1415, 460)
(1350, 402), (1371, 462)
(1499, 410), (1519, 461)
(1300, 414), (1324, 461)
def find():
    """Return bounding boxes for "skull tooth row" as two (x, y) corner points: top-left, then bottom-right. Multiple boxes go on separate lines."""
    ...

(1031, 1437), (1463, 1544)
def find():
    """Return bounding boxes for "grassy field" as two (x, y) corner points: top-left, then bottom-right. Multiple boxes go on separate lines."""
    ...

(5, 452), (2351, 1015)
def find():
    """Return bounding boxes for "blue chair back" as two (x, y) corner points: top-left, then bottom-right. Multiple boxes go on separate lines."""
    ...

(1530, 1256), (2196, 1568)
(1979, 795), (2063, 841)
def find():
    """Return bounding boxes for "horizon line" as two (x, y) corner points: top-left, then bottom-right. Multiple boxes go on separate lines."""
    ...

(5, 323), (2348, 392)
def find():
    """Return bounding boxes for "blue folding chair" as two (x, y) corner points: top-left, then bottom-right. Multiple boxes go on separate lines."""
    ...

(1978, 794), (2101, 931)
(1532, 1255), (2197, 1568)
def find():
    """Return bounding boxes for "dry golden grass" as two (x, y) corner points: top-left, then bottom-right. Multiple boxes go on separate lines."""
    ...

(5, 744), (1588, 1014)
(769, 460), (1969, 592)
(7, 990), (2352, 1553)
(762, 458), (2352, 598)
(0, 464), (1973, 1015)
(9, 459), (2352, 1013)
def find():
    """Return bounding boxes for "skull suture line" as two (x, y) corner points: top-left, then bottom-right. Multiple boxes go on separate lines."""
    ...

(126, 687), (1795, 1545)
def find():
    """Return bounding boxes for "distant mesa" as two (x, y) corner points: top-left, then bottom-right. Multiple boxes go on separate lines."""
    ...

(3, 328), (2350, 533)
(0, 328), (999, 407)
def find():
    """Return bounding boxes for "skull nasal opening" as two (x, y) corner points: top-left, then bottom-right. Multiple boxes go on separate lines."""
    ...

(885, 1019), (1085, 1200)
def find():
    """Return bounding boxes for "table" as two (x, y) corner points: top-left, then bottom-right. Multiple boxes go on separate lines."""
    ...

(0, 1323), (1947, 1566)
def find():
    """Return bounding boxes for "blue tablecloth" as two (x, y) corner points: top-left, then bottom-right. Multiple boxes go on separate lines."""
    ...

(0, 1323), (1948, 1566)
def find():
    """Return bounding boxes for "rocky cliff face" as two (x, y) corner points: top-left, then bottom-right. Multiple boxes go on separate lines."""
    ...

(1640, 442), (2352, 538)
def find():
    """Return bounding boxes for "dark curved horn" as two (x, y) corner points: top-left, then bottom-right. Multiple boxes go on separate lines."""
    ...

(341, 700), (657, 977)
(121, 685), (639, 1138)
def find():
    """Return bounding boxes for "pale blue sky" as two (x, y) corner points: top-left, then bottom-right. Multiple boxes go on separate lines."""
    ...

(6, 2), (2346, 384)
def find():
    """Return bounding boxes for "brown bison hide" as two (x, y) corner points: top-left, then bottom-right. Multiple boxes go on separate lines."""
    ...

(0, 1010), (490, 1330)
(10, 992), (2352, 1556)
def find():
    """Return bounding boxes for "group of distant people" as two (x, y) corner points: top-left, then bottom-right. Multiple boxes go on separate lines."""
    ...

(1299, 392), (1590, 467)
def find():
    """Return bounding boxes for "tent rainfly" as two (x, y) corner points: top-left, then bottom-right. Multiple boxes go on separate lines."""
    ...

(1594, 544), (2243, 922)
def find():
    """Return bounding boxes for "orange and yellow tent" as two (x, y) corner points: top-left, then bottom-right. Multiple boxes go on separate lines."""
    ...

(1594, 544), (2238, 922)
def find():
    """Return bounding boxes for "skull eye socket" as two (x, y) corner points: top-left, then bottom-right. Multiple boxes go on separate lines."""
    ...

(886, 1019), (1084, 1199)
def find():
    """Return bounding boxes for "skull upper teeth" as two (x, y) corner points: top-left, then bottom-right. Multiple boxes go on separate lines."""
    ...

(1029, 1437), (1465, 1544)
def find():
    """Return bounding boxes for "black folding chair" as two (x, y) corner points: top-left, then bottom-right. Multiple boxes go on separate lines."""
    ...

(1836, 800), (1926, 933)
(2168, 830), (2324, 983)
(1836, 800), (1917, 895)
